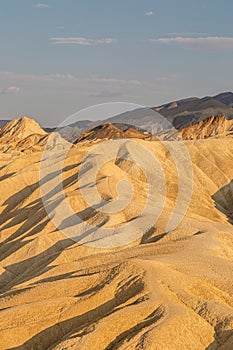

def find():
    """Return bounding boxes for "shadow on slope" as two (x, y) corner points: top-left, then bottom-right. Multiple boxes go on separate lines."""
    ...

(0, 238), (75, 293)
(8, 272), (149, 350)
(206, 329), (233, 349)
(212, 180), (233, 225)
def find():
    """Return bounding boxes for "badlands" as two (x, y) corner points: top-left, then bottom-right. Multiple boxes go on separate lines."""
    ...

(0, 116), (232, 349)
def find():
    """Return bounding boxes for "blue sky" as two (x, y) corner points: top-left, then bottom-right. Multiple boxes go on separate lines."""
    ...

(0, 0), (233, 126)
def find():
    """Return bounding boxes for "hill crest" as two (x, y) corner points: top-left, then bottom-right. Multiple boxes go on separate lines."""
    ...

(0, 116), (46, 140)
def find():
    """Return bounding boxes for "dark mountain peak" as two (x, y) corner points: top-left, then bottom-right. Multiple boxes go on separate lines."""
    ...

(213, 92), (233, 106)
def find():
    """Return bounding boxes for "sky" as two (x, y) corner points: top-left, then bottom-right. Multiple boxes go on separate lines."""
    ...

(0, 0), (233, 126)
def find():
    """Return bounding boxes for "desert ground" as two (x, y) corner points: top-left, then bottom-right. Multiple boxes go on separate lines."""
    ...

(0, 117), (232, 349)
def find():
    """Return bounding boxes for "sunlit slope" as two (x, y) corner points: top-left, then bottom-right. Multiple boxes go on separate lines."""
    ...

(0, 138), (232, 350)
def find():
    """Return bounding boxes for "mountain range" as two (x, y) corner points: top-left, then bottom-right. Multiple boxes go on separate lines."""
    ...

(1, 92), (233, 143)
(49, 91), (233, 140)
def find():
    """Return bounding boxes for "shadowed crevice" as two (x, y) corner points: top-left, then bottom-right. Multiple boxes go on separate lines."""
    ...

(205, 329), (233, 350)
(212, 180), (233, 225)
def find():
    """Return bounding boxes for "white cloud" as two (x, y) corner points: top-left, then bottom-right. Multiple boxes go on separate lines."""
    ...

(34, 3), (49, 9)
(90, 91), (124, 99)
(0, 71), (141, 86)
(0, 71), (76, 83)
(88, 75), (141, 85)
(156, 74), (177, 82)
(1, 86), (20, 94)
(167, 32), (207, 36)
(50, 37), (116, 46)
(149, 36), (233, 49)
(0, 72), (78, 93)
(0, 71), (175, 95)
(145, 11), (154, 16)
(45, 73), (75, 80)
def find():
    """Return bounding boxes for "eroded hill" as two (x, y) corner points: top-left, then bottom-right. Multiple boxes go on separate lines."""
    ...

(0, 116), (232, 349)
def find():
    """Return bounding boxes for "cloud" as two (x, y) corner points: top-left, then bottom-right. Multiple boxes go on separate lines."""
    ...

(0, 71), (76, 83)
(88, 75), (141, 85)
(0, 71), (175, 96)
(167, 32), (207, 36)
(0, 71), (141, 87)
(34, 3), (49, 9)
(50, 37), (116, 46)
(145, 11), (154, 16)
(0, 71), (143, 94)
(90, 91), (124, 99)
(1, 86), (20, 94)
(156, 74), (177, 82)
(148, 36), (233, 49)
(45, 73), (75, 80)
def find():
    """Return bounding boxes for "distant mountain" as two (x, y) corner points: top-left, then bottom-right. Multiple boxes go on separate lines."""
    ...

(0, 120), (10, 128)
(3, 92), (229, 143)
(76, 114), (233, 143)
(213, 92), (233, 106)
(154, 97), (199, 112)
(155, 92), (233, 112)
(47, 92), (233, 141)
(158, 97), (229, 116)
(76, 123), (151, 143)
(101, 94), (233, 135)
(103, 108), (172, 135)
(45, 120), (93, 142)
(155, 96), (233, 124)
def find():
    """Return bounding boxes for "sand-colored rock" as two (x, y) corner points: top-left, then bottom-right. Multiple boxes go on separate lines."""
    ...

(179, 115), (233, 140)
(0, 119), (232, 349)
(0, 116), (46, 140)
(77, 123), (151, 143)
(0, 117), (70, 154)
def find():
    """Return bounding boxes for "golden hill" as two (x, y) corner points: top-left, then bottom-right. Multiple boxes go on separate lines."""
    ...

(0, 117), (232, 349)
(77, 123), (150, 143)
(0, 117), (69, 154)
(179, 115), (233, 140)
(0, 116), (46, 140)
